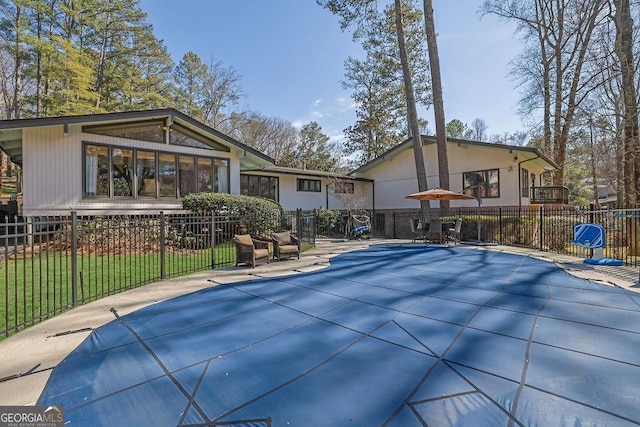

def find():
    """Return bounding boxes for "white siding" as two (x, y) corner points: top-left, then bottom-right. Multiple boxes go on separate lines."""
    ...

(357, 143), (550, 210)
(22, 124), (239, 216)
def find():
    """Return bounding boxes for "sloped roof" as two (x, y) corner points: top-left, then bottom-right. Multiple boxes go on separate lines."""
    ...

(246, 165), (373, 182)
(0, 108), (274, 169)
(349, 135), (559, 175)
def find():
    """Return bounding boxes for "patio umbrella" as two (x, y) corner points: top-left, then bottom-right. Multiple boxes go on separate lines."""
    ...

(405, 188), (475, 201)
(405, 188), (480, 242)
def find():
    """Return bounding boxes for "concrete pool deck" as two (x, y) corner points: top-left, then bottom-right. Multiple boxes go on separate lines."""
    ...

(1, 238), (638, 418)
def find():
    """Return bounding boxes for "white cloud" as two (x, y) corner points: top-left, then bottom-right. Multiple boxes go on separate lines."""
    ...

(313, 98), (322, 106)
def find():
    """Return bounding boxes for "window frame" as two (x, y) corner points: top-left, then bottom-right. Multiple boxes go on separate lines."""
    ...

(520, 167), (529, 198)
(82, 141), (230, 200)
(462, 168), (500, 199)
(334, 181), (354, 194)
(240, 174), (279, 201)
(297, 178), (321, 193)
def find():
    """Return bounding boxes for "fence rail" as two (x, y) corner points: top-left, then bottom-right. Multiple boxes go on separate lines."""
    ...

(1, 209), (314, 338)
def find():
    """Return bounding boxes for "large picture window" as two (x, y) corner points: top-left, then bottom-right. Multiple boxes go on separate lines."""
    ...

(83, 143), (229, 199)
(297, 178), (321, 192)
(240, 174), (278, 200)
(463, 169), (500, 198)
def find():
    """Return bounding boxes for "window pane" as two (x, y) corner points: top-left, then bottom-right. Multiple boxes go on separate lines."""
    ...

(488, 169), (500, 197)
(84, 121), (164, 143)
(159, 153), (176, 197)
(169, 123), (229, 151)
(521, 168), (529, 198)
(137, 151), (156, 197)
(240, 175), (249, 195)
(269, 177), (278, 200)
(214, 158), (229, 193)
(247, 175), (258, 195)
(112, 148), (134, 197)
(260, 176), (270, 197)
(197, 158), (213, 192)
(85, 145), (109, 197)
(179, 156), (195, 197)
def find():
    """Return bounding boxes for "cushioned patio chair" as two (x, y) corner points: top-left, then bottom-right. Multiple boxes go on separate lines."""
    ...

(234, 234), (270, 268)
(272, 231), (300, 261)
(447, 218), (463, 245)
(424, 218), (443, 243)
(409, 218), (424, 243)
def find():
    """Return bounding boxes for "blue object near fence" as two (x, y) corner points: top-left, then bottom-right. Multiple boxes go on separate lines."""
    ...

(572, 223), (622, 266)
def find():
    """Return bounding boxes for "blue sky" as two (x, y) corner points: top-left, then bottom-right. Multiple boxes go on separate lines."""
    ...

(139, 0), (522, 144)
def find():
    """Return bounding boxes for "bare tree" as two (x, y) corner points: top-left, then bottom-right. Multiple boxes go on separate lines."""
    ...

(611, 0), (639, 205)
(470, 118), (489, 141)
(482, 0), (607, 187)
(201, 57), (244, 130)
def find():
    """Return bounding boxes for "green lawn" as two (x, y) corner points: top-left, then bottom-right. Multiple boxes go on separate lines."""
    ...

(1, 243), (236, 339)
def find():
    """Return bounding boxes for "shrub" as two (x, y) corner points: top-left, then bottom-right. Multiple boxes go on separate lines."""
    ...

(182, 193), (285, 237)
(316, 208), (341, 236)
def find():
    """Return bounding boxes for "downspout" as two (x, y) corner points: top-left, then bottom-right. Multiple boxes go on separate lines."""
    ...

(326, 184), (329, 209)
(518, 155), (540, 210)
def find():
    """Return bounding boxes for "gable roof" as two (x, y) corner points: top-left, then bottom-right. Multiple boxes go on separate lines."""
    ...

(0, 108), (274, 169)
(349, 135), (559, 175)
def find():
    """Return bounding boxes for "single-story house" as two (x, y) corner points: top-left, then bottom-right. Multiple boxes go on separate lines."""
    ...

(0, 109), (371, 216)
(350, 135), (561, 211)
(0, 109), (275, 216)
(0, 109), (562, 218)
(240, 165), (373, 211)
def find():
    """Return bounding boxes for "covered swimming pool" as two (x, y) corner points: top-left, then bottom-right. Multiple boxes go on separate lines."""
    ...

(38, 245), (640, 426)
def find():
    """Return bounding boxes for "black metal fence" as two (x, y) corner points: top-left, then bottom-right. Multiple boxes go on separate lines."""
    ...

(1, 209), (314, 338)
(3, 204), (639, 338)
(378, 205), (640, 269)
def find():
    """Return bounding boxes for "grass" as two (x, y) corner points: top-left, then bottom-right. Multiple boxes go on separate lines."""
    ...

(0, 242), (237, 339)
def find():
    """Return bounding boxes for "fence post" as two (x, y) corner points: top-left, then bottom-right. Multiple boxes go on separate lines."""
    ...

(211, 211), (216, 269)
(499, 207), (503, 245)
(160, 211), (166, 280)
(71, 211), (78, 307)
(539, 205), (544, 251)
(392, 211), (396, 238)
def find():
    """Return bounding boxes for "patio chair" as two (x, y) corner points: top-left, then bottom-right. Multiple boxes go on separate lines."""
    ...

(409, 218), (424, 243)
(234, 234), (270, 268)
(424, 218), (443, 243)
(447, 218), (463, 245)
(272, 231), (300, 261)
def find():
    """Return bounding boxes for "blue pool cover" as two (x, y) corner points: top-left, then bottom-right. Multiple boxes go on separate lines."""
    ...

(38, 245), (640, 426)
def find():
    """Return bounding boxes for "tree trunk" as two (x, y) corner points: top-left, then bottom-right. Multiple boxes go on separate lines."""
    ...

(394, 0), (430, 218)
(423, 0), (450, 211)
(614, 0), (639, 206)
(613, 0), (640, 255)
